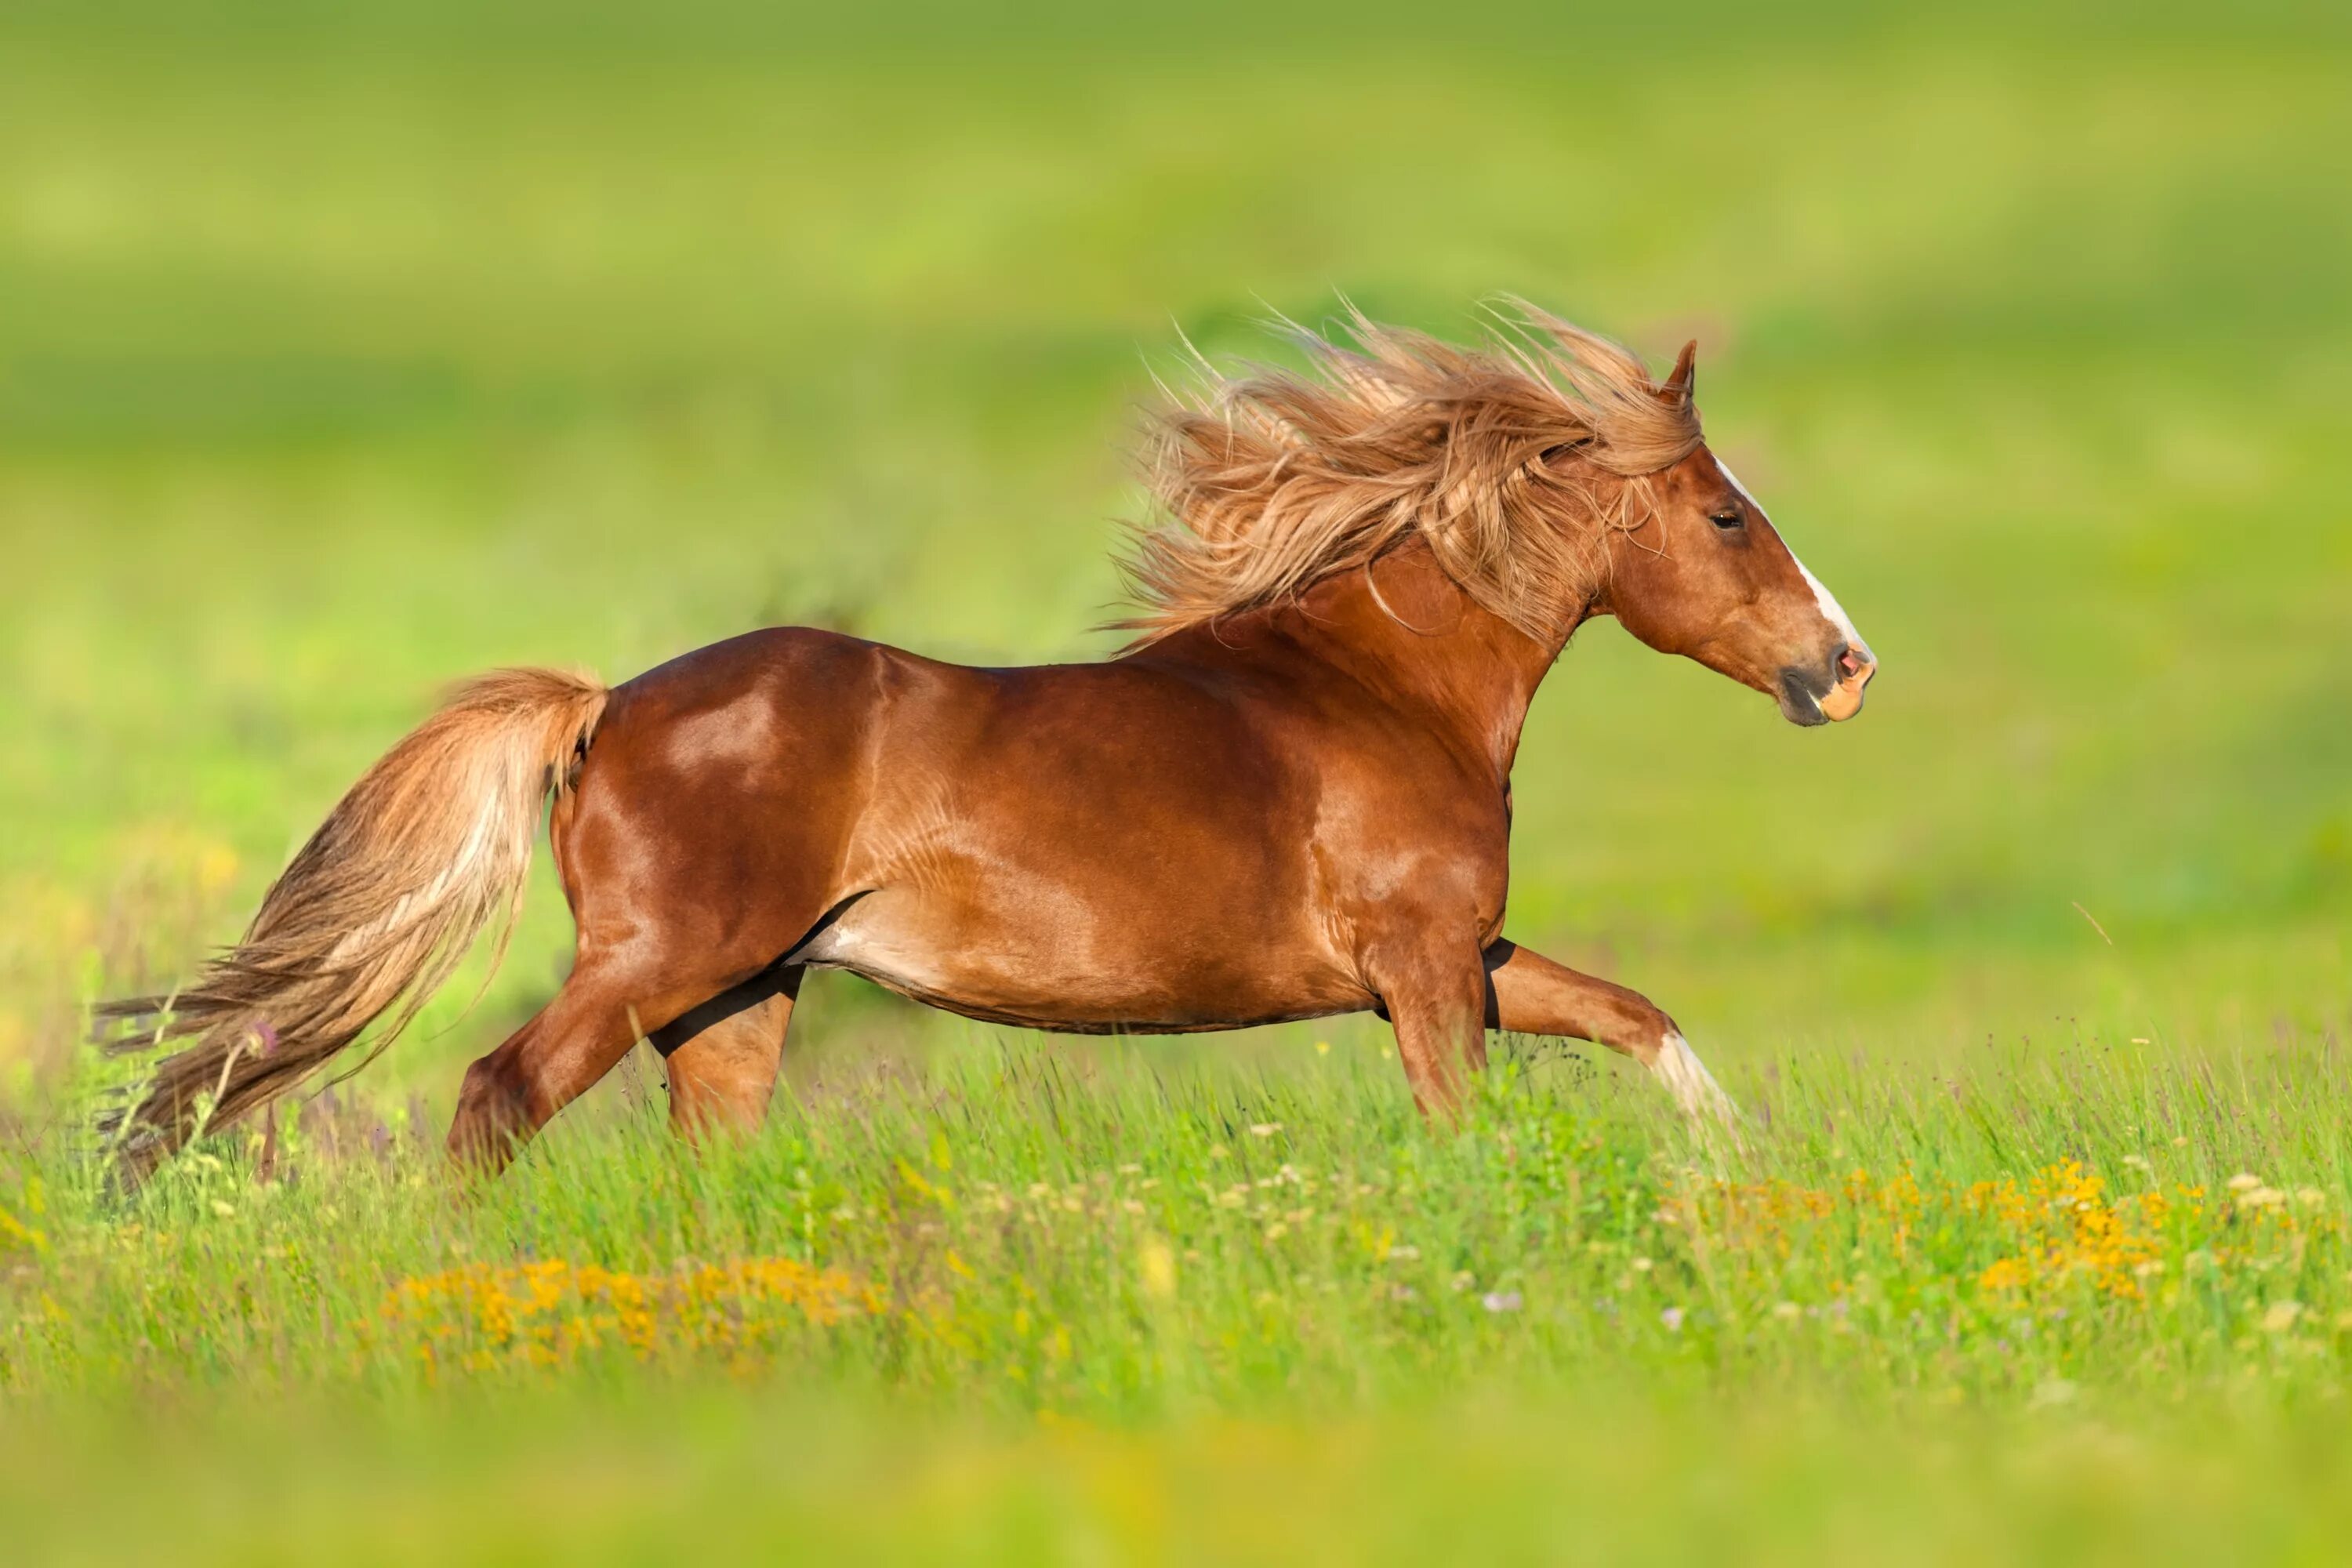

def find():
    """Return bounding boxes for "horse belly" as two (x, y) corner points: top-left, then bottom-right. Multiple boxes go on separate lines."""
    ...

(797, 885), (1361, 1033)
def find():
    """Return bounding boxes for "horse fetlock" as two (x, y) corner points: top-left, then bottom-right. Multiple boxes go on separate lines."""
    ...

(1649, 1031), (1740, 1126)
(447, 1057), (534, 1171)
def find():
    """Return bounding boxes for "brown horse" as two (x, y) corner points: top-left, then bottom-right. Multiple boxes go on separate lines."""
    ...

(98, 305), (1875, 1180)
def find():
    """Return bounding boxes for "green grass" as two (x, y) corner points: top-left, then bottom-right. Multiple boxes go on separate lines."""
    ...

(13, 1040), (2352, 1563)
(5, 2), (2352, 1559)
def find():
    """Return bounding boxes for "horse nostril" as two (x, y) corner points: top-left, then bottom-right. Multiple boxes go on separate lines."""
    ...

(1837, 645), (1873, 683)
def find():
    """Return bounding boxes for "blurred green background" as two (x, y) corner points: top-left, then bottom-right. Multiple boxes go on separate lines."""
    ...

(6, 1), (2347, 1098)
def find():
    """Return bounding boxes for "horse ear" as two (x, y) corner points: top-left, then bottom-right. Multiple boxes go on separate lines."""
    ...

(1660, 339), (1697, 401)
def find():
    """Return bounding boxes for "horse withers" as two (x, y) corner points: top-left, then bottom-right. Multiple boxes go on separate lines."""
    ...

(97, 305), (1875, 1180)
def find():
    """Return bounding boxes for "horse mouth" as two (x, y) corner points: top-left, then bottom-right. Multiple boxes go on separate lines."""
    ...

(1776, 670), (1832, 727)
(1817, 676), (1870, 722)
(1777, 655), (1875, 726)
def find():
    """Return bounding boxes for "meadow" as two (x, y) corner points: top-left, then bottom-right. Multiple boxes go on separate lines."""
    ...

(4, 2), (2351, 1560)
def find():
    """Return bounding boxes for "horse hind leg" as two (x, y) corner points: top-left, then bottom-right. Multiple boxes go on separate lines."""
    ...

(651, 965), (802, 1142)
(446, 946), (762, 1175)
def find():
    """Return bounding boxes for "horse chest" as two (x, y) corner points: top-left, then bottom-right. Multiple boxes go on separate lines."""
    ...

(1308, 771), (1512, 936)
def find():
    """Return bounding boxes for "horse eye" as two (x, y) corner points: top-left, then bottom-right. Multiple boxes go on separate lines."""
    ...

(1709, 510), (1744, 531)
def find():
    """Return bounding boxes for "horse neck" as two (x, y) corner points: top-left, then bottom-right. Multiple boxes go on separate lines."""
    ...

(1268, 539), (1571, 780)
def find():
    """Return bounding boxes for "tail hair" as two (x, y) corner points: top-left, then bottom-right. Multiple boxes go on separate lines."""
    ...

(93, 668), (608, 1184)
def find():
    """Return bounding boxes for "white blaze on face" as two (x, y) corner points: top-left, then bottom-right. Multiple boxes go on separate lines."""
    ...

(1717, 461), (1872, 662)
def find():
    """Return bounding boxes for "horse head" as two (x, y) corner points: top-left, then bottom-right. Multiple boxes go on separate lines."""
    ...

(1591, 343), (1878, 726)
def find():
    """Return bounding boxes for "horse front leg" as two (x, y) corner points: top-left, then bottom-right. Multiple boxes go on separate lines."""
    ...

(1367, 939), (1491, 1117)
(1480, 939), (1738, 1125)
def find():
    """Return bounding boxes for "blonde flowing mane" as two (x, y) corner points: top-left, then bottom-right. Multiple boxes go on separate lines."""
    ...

(1117, 303), (1704, 647)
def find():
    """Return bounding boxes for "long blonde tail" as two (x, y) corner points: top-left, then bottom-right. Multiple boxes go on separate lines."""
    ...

(95, 668), (608, 1183)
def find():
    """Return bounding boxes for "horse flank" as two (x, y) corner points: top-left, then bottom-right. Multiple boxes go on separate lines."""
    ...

(1116, 302), (1705, 648)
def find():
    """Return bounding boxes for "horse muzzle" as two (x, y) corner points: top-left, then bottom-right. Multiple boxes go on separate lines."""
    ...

(1777, 644), (1877, 726)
